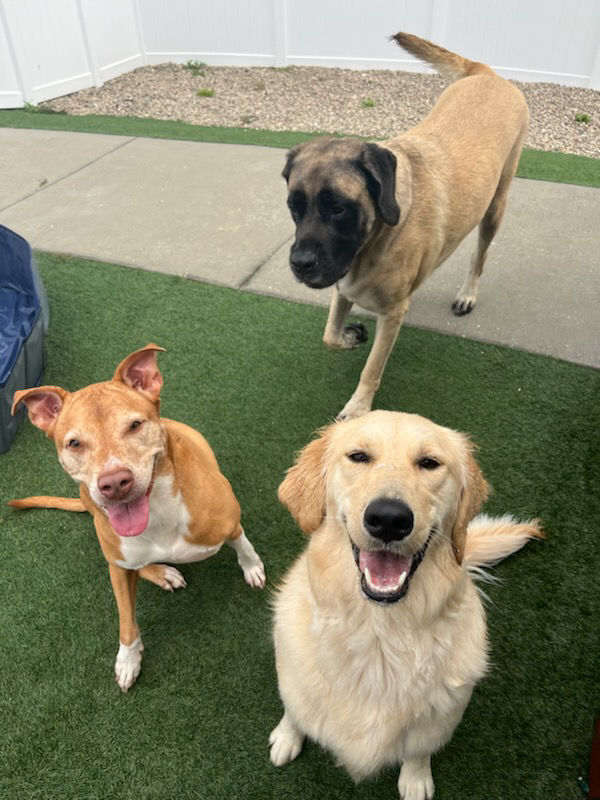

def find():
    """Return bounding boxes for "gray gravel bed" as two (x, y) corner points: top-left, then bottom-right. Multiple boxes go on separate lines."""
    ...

(43, 64), (600, 158)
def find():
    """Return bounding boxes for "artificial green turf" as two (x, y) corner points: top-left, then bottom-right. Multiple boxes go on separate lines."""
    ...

(1, 109), (599, 187)
(0, 109), (327, 148)
(516, 147), (600, 187)
(0, 253), (598, 800)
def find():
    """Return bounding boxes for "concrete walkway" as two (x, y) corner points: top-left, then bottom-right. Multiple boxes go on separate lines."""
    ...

(1, 128), (598, 368)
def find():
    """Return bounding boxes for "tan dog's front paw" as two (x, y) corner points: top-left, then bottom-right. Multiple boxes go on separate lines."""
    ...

(139, 563), (187, 592)
(161, 565), (187, 591)
(115, 636), (143, 692)
(229, 531), (266, 589)
(324, 322), (368, 350)
(342, 322), (368, 347)
(243, 560), (266, 589)
(154, 564), (187, 591)
(452, 273), (479, 316)
(337, 394), (373, 421)
(451, 294), (476, 316)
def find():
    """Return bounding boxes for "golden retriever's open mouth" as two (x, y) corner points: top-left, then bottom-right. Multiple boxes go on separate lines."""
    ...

(351, 536), (431, 604)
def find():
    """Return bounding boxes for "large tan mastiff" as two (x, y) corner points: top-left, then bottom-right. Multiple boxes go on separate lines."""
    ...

(283, 32), (529, 419)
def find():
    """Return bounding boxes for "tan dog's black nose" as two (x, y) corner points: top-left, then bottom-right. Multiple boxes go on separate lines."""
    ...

(363, 498), (414, 543)
(290, 246), (318, 273)
(98, 468), (134, 501)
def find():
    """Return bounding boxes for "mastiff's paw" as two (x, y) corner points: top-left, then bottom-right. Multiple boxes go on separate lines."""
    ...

(451, 296), (476, 316)
(343, 322), (369, 347)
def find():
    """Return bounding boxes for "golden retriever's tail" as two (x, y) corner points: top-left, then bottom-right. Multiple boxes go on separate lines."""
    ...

(391, 32), (494, 80)
(463, 513), (544, 568)
(8, 496), (86, 512)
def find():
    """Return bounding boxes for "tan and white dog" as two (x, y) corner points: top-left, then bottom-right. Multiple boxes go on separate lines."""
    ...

(269, 410), (542, 800)
(10, 344), (265, 691)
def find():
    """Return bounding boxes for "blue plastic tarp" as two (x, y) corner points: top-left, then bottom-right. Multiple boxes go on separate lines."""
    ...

(0, 225), (49, 386)
(0, 224), (49, 453)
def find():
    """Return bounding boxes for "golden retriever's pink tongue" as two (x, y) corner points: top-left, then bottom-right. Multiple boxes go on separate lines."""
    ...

(107, 495), (149, 537)
(359, 550), (412, 590)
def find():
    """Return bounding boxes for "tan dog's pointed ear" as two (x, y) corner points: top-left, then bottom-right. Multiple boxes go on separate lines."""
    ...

(113, 343), (166, 400)
(12, 386), (69, 438)
(451, 443), (489, 564)
(278, 427), (332, 534)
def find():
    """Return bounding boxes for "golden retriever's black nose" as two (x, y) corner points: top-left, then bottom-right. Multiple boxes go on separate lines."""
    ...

(363, 498), (414, 542)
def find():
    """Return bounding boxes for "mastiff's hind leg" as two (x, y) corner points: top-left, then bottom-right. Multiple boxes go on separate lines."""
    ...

(452, 141), (523, 316)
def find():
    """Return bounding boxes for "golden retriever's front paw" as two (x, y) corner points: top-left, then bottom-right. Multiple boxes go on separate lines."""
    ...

(269, 714), (304, 766)
(397, 757), (434, 800)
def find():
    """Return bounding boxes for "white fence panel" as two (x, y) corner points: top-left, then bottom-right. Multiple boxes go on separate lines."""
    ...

(139, 0), (279, 66)
(1, 0), (599, 109)
(0, 3), (22, 107)
(284, 0), (433, 70)
(441, 0), (600, 85)
(80, 0), (146, 84)
(2, 0), (93, 105)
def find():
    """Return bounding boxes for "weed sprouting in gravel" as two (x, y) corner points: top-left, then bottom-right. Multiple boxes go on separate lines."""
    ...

(184, 60), (208, 77)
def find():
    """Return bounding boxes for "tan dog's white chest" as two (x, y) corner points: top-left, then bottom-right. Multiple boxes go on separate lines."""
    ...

(115, 474), (222, 570)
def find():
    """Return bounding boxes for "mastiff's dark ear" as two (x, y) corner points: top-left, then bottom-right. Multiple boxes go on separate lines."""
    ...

(356, 143), (400, 226)
(282, 145), (301, 182)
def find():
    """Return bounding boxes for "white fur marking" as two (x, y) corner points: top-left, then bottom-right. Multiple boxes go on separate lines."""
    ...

(114, 635), (143, 692)
(227, 531), (266, 588)
(116, 474), (222, 570)
(158, 565), (188, 591)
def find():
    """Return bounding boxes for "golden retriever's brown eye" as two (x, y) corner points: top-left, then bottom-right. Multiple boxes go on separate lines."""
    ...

(347, 451), (370, 464)
(130, 420), (143, 432)
(68, 439), (80, 449)
(418, 457), (440, 470)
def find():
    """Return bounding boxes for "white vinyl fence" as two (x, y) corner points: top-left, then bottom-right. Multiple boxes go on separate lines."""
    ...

(1, 0), (599, 109)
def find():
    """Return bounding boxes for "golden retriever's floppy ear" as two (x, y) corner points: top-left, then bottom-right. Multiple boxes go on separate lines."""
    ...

(278, 427), (332, 534)
(452, 443), (489, 564)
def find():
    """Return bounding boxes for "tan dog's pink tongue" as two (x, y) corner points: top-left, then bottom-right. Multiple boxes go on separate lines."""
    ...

(359, 550), (412, 587)
(107, 495), (149, 537)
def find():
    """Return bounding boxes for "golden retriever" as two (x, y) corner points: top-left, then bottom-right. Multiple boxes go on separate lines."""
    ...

(269, 410), (542, 799)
